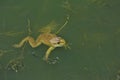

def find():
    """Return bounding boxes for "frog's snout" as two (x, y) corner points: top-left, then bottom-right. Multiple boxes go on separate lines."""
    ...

(59, 39), (66, 46)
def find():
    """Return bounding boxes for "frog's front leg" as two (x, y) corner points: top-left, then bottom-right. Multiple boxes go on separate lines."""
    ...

(43, 47), (55, 61)
(13, 36), (42, 48)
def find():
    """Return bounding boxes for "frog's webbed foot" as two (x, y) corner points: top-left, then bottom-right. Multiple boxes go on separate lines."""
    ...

(38, 21), (58, 33)
(46, 57), (60, 64)
(6, 57), (24, 72)
(64, 43), (71, 50)
(43, 47), (55, 62)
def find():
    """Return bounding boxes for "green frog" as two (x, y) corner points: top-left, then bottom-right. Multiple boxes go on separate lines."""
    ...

(13, 16), (69, 62)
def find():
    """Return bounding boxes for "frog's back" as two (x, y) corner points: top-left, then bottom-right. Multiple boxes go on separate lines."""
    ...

(40, 33), (56, 46)
(41, 33), (56, 41)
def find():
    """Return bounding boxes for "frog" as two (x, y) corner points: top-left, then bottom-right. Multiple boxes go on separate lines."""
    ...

(13, 16), (69, 62)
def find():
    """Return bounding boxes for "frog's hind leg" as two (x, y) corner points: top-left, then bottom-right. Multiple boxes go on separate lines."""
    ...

(13, 36), (42, 48)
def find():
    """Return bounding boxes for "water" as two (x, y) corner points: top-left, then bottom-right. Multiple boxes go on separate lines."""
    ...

(0, 0), (120, 80)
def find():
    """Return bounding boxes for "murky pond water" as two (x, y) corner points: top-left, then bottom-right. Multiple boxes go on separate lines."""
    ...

(0, 0), (120, 80)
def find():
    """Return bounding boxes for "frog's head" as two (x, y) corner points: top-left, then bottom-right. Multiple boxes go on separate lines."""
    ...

(50, 37), (66, 47)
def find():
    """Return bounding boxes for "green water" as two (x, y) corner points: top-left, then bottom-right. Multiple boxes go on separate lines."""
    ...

(0, 0), (120, 80)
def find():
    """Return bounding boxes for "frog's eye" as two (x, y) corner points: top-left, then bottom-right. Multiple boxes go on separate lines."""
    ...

(57, 42), (60, 44)
(50, 37), (66, 47)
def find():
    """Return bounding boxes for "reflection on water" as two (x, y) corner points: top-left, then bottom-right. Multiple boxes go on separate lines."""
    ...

(6, 56), (24, 72)
(0, 31), (24, 37)
(0, 49), (14, 57)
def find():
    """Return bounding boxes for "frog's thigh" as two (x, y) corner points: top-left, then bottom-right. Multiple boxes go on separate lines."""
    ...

(28, 36), (42, 48)
(44, 47), (55, 61)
